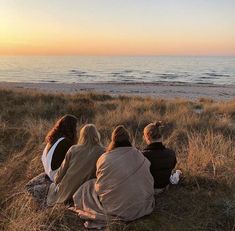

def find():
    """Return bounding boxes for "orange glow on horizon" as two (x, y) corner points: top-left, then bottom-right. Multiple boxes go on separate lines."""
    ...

(0, 1), (235, 56)
(1, 36), (234, 56)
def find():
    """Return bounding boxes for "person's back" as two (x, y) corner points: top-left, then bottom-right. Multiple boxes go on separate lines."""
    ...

(96, 146), (154, 218)
(60, 144), (103, 182)
(42, 114), (78, 181)
(26, 114), (78, 207)
(142, 122), (177, 189)
(73, 125), (155, 229)
(142, 142), (176, 188)
(47, 124), (104, 206)
(42, 137), (74, 181)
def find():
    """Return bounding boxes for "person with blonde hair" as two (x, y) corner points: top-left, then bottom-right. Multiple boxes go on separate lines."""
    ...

(142, 121), (177, 194)
(47, 124), (104, 206)
(73, 125), (155, 229)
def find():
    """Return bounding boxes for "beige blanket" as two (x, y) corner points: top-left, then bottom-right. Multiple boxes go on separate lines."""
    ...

(47, 144), (104, 206)
(73, 147), (155, 228)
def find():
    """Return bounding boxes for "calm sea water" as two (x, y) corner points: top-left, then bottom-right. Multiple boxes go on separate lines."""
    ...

(0, 56), (234, 85)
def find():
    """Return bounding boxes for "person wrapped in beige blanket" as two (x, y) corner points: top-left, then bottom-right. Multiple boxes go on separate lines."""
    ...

(73, 125), (155, 229)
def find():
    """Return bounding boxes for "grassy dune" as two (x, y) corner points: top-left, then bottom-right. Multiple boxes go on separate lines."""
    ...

(0, 89), (234, 231)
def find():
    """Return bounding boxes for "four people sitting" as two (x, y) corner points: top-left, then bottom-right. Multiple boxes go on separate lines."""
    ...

(28, 114), (179, 228)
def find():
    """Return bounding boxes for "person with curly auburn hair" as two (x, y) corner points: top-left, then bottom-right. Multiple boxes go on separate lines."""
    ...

(142, 121), (177, 194)
(26, 114), (78, 207)
(42, 114), (78, 182)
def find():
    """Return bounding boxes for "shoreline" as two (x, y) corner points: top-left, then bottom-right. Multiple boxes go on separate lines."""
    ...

(0, 81), (234, 100)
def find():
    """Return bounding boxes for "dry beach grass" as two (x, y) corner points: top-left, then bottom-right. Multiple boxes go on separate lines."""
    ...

(0, 89), (234, 231)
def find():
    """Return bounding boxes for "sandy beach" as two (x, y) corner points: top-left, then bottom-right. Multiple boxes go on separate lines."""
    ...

(0, 81), (234, 100)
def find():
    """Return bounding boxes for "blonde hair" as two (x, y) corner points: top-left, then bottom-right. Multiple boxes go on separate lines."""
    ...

(144, 121), (164, 141)
(106, 125), (132, 152)
(78, 124), (101, 146)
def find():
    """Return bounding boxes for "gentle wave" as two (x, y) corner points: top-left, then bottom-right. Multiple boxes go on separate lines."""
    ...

(0, 56), (234, 85)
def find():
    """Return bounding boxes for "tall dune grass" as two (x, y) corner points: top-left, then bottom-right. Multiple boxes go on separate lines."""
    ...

(0, 89), (234, 231)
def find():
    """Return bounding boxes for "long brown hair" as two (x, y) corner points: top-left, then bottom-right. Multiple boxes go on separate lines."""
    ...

(45, 114), (78, 145)
(106, 125), (132, 152)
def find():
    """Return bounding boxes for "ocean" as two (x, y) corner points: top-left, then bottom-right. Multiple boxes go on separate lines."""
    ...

(0, 56), (234, 85)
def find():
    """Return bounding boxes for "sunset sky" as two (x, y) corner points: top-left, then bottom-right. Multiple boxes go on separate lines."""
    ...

(0, 0), (235, 56)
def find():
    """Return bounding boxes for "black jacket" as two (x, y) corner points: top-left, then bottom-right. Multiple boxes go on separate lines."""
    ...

(142, 142), (177, 189)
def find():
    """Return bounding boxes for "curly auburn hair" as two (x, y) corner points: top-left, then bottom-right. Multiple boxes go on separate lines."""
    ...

(45, 114), (78, 145)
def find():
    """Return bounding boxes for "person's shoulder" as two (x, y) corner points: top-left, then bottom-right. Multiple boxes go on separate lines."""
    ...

(56, 138), (73, 150)
(99, 149), (111, 159)
(142, 146), (153, 156)
(67, 144), (82, 155)
(142, 146), (149, 153)
(96, 150), (110, 168)
(132, 146), (143, 154)
(62, 137), (73, 145)
(97, 147), (117, 162)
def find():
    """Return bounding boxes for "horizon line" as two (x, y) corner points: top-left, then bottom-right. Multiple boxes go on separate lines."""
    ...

(1, 54), (235, 57)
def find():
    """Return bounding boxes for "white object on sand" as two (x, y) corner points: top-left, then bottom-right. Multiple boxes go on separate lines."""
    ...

(170, 170), (182, 185)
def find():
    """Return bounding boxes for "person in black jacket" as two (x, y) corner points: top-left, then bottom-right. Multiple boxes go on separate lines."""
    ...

(142, 121), (177, 192)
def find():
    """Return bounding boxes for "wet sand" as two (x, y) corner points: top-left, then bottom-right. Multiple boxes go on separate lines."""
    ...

(0, 81), (234, 100)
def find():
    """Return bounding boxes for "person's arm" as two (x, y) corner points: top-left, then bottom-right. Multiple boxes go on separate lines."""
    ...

(51, 138), (73, 170)
(54, 147), (73, 184)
